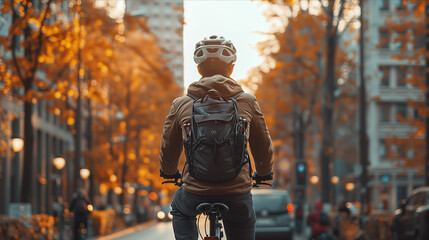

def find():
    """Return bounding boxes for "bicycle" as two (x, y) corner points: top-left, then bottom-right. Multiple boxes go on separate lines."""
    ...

(196, 202), (229, 240)
(161, 171), (273, 240)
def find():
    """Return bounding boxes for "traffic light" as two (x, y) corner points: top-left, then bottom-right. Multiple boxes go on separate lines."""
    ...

(295, 161), (307, 186)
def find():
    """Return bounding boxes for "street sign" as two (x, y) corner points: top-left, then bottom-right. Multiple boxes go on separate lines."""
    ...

(9, 203), (32, 218)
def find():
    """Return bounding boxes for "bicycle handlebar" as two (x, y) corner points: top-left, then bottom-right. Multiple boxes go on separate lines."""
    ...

(252, 172), (273, 187)
(160, 170), (182, 186)
(160, 170), (274, 188)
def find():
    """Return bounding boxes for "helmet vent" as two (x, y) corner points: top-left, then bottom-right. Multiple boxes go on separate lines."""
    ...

(222, 50), (230, 56)
(207, 48), (218, 53)
(196, 50), (203, 57)
(205, 41), (221, 46)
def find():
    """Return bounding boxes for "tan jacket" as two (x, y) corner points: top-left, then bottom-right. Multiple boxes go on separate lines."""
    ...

(160, 75), (273, 195)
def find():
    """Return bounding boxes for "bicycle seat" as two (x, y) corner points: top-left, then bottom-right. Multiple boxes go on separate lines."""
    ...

(196, 202), (229, 215)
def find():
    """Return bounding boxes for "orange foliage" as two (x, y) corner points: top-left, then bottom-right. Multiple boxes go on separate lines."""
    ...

(251, 0), (359, 177)
(0, 0), (182, 194)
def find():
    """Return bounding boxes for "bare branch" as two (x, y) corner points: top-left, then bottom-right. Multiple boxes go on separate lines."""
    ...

(10, 0), (24, 85)
(335, 0), (346, 33)
(319, 0), (329, 14)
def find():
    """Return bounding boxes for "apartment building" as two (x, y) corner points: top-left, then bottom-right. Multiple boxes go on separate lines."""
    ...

(364, 0), (425, 212)
(125, 0), (184, 88)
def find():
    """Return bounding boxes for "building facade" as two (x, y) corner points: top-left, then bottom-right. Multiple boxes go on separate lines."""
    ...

(0, 0), (86, 216)
(364, 0), (425, 212)
(125, 0), (184, 88)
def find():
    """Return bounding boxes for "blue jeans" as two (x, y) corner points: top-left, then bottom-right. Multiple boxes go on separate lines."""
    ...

(171, 187), (256, 240)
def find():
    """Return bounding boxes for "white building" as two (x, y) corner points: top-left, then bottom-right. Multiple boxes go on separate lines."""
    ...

(125, 0), (184, 88)
(364, 0), (425, 212)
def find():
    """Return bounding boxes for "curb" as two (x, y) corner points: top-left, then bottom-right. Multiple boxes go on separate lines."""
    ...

(89, 220), (158, 240)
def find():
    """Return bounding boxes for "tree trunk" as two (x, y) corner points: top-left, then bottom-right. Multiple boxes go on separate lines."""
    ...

(74, 50), (83, 194)
(121, 84), (131, 206)
(320, 10), (337, 204)
(87, 97), (94, 201)
(21, 95), (34, 203)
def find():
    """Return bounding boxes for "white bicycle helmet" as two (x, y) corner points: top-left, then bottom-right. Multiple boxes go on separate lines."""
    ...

(193, 35), (237, 65)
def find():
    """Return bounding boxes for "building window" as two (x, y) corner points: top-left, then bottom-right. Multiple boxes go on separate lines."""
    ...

(379, 103), (391, 122)
(395, 103), (408, 121)
(413, 29), (425, 50)
(396, 67), (407, 87)
(379, 0), (389, 11)
(379, 66), (390, 87)
(379, 29), (389, 49)
(394, 31), (405, 50)
(397, 186), (408, 206)
(415, 66), (424, 78)
(394, 0), (406, 11)
(379, 139), (386, 158)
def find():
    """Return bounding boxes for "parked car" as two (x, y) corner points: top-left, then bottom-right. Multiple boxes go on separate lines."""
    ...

(252, 188), (294, 240)
(392, 186), (429, 240)
(155, 204), (173, 222)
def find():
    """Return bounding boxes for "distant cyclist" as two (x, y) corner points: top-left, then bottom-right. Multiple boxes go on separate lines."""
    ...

(159, 35), (273, 240)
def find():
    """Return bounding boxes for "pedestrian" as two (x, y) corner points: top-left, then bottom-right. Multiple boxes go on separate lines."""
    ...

(159, 35), (274, 240)
(69, 189), (91, 240)
(307, 199), (333, 240)
(335, 201), (357, 240)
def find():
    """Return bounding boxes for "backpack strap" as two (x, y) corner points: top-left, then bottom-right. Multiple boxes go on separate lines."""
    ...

(187, 93), (198, 100)
(230, 91), (244, 100)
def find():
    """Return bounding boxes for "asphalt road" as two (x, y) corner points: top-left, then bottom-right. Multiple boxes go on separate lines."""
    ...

(91, 220), (309, 240)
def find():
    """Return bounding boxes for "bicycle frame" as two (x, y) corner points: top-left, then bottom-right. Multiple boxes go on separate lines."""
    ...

(197, 203), (229, 240)
(161, 172), (273, 239)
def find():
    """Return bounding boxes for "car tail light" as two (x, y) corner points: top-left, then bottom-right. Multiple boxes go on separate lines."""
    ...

(287, 204), (294, 214)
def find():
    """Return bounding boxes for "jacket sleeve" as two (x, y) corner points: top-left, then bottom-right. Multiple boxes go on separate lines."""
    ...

(248, 95), (273, 176)
(159, 98), (183, 175)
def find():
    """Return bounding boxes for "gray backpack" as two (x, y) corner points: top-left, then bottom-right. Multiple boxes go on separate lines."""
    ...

(184, 89), (251, 182)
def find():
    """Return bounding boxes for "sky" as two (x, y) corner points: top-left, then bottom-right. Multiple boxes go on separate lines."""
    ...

(183, 0), (271, 89)
(98, 0), (271, 90)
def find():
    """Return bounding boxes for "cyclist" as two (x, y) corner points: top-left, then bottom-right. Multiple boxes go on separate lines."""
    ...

(159, 35), (273, 240)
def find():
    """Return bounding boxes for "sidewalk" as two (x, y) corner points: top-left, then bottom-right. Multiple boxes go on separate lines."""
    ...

(89, 220), (157, 240)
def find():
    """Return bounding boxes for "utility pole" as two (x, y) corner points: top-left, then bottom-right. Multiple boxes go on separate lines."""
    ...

(359, 0), (369, 217)
(425, 0), (429, 186)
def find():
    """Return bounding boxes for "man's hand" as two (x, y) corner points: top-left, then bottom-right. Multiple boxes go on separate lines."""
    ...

(160, 170), (182, 180)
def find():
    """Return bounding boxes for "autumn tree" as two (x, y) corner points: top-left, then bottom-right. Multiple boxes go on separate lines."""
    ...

(82, 13), (181, 205)
(0, 0), (67, 203)
(0, 0), (156, 202)
(255, 0), (359, 202)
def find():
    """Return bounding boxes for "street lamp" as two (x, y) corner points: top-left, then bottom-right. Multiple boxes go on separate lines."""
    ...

(53, 155), (66, 240)
(331, 176), (339, 207)
(114, 187), (122, 195)
(53, 156), (66, 170)
(345, 182), (355, 202)
(80, 168), (90, 180)
(331, 176), (339, 185)
(345, 182), (355, 191)
(310, 176), (319, 200)
(11, 137), (24, 152)
(310, 175), (319, 185)
(109, 174), (117, 183)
